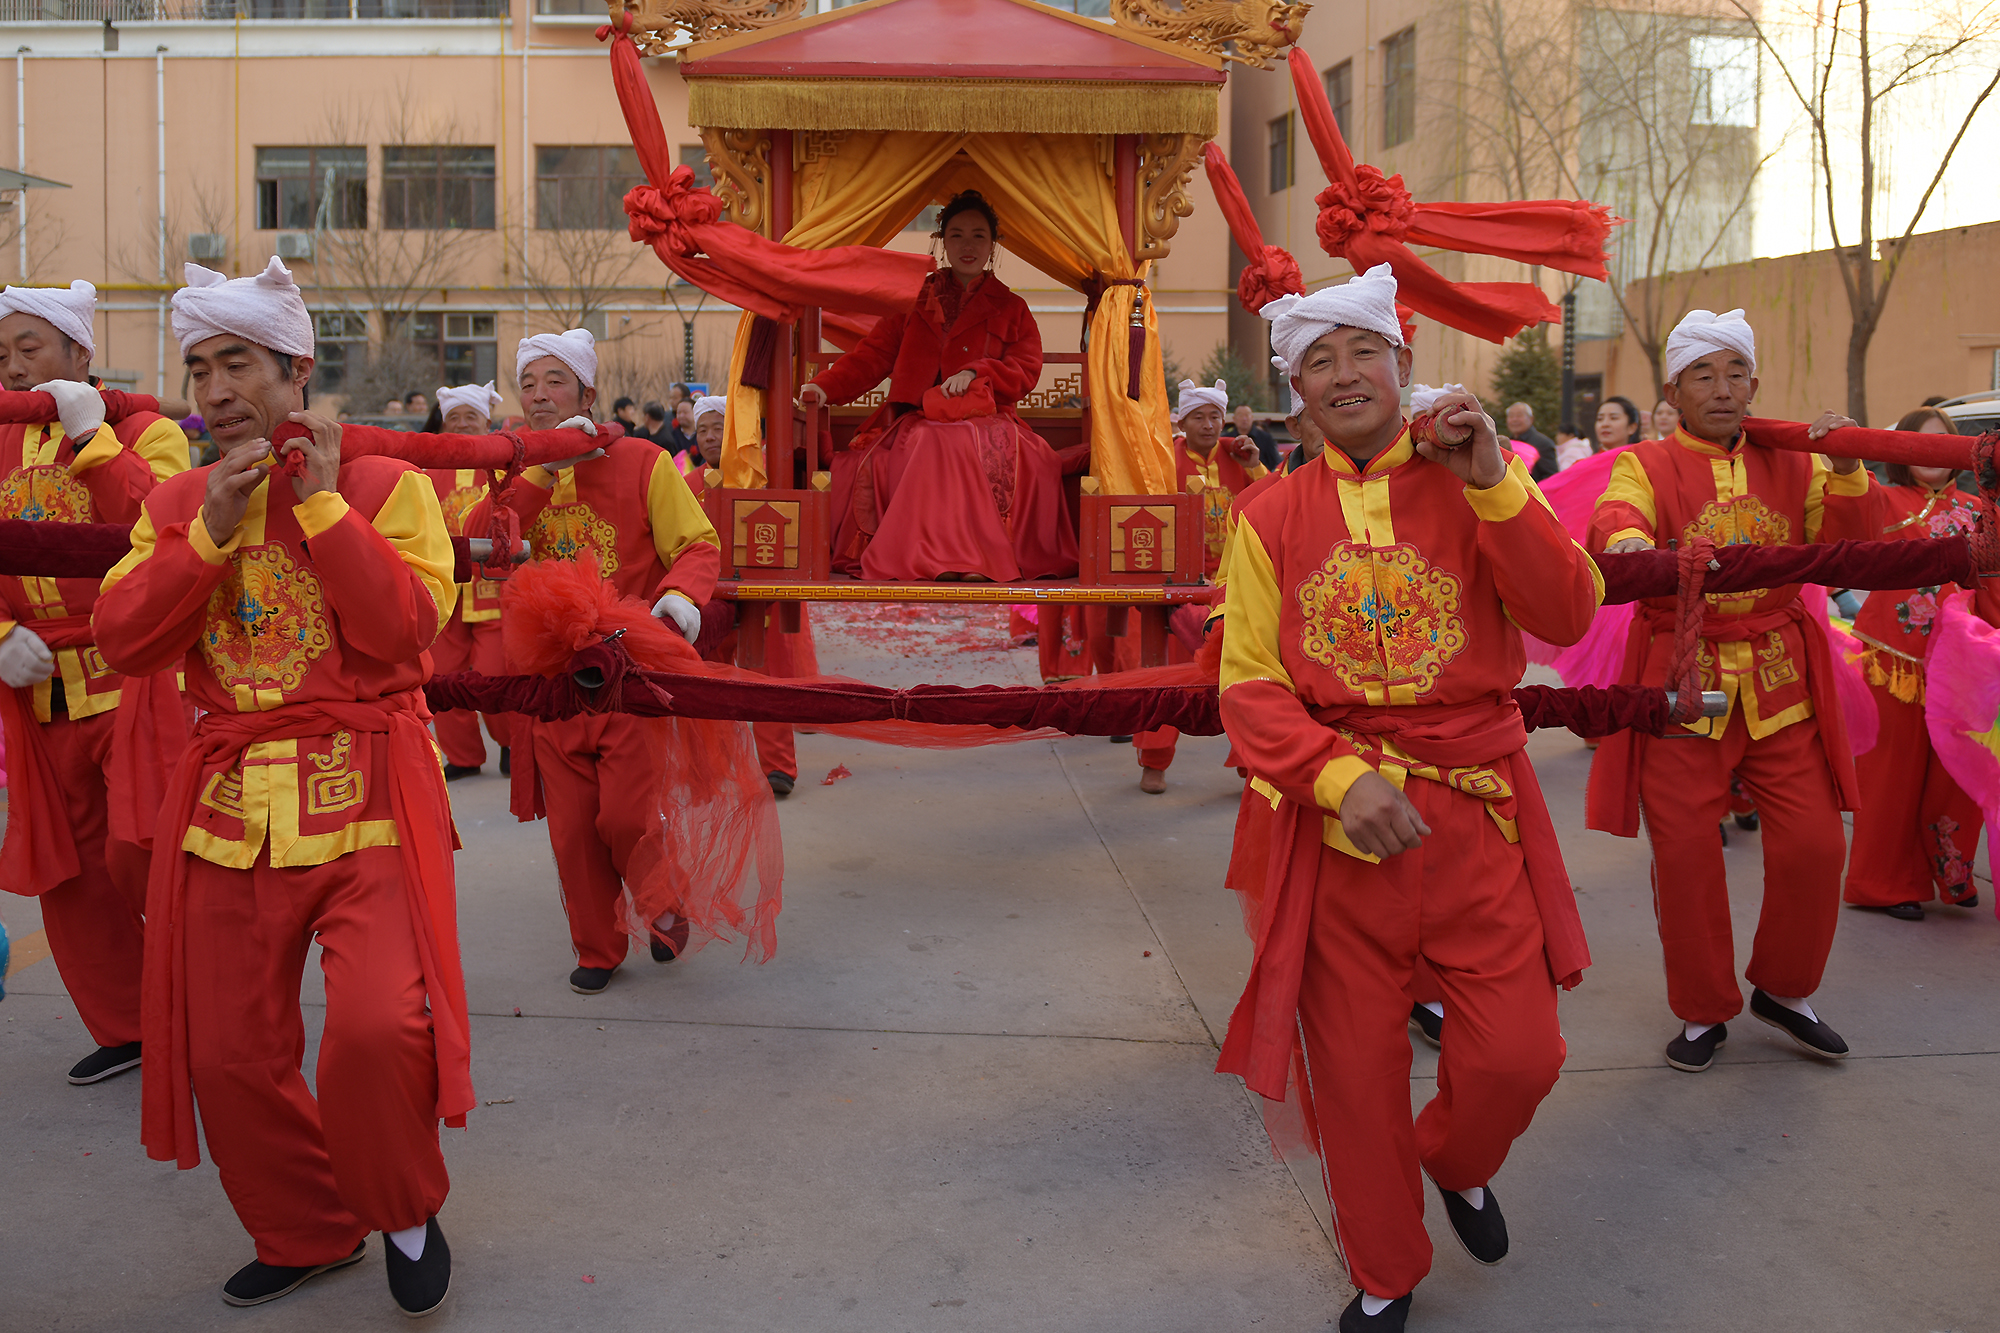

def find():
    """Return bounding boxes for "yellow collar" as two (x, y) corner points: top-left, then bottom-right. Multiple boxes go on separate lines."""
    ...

(1319, 425), (1414, 481)
(1670, 424), (1744, 457)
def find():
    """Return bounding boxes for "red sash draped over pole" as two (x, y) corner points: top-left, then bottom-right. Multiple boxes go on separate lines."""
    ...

(1287, 45), (1617, 342)
(598, 13), (931, 323)
(142, 692), (471, 1169)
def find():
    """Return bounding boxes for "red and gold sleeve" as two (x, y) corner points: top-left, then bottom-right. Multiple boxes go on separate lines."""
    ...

(296, 471), (456, 662)
(96, 498), (232, 678)
(1471, 459), (1604, 648)
(813, 310), (906, 405)
(1805, 456), (1875, 543)
(69, 416), (191, 524)
(646, 451), (720, 604)
(1217, 513), (1372, 812)
(1590, 450), (1658, 550)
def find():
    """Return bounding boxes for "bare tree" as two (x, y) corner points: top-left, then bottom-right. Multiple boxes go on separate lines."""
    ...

(1730, 0), (2000, 423)
(510, 224), (648, 336)
(109, 178), (230, 287)
(297, 88), (487, 369)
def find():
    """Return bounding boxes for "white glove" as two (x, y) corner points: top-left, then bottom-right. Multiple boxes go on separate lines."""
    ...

(0, 625), (56, 688)
(35, 379), (105, 444)
(541, 416), (604, 472)
(653, 591), (701, 642)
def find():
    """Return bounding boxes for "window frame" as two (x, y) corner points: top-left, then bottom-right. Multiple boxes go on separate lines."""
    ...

(254, 145), (368, 232)
(536, 144), (647, 231)
(1267, 111), (1296, 194)
(1382, 26), (1417, 149)
(1324, 60), (1354, 145)
(381, 145), (497, 232)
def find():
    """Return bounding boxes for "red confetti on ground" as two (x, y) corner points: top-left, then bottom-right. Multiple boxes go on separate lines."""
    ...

(581, 1275), (596, 1284)
(822, 764), (853, 785)
(512, 1007), (522, 1017)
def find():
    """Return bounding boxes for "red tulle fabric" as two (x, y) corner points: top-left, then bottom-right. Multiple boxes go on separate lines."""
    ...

(599, 22), (932, 323)
(1287, 45), (1616, 341)
(498, 559), (783, 962)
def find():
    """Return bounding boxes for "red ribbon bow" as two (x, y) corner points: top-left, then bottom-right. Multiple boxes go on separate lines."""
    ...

(624, 165), (726, 257)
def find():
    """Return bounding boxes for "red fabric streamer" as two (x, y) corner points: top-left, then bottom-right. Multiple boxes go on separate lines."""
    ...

(598, 17), (932, 323)
(1742, 418), (1987, 470)
(1665, 535), (1718, 724)
(1287, 45), (1616, 342)
(497, 559), (783, 961)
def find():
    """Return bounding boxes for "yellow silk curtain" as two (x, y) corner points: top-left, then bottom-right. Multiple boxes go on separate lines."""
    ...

(720, 129), (1175, 498)
(721, 132), (968, 487)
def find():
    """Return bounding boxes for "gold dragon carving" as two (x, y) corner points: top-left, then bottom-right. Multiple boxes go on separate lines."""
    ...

(1136, 133), (1202, 261)
(606, 0), (808, 55)
(698, 127), (772, 236)
(1109, 0), (1310, 68)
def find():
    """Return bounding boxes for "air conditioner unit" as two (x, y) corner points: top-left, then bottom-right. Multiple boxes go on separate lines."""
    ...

(187, 233), (228, 261)
(275, 232), (314, 261)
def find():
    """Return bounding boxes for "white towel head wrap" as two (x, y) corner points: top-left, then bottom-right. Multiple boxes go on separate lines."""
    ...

(172, 258), (314, 360)
(1260, 264), (1405, 379)
(0, 279), (96, 356)
(692, 394), (727, 424)
(1663, 308), (1756, 383)
(436, 381), (502, 424)
(517, 329), (598, 389)
(1174, 380), (1229, 423)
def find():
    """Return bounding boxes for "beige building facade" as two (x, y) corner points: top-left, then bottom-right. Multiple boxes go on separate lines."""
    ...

(0, 1), (1239, 421)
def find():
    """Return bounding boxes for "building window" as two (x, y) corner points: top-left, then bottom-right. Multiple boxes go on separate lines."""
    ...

(1268, 112), (1295, 193)
(537, 146), (645, 230)
(409, 311), (499, 388)
(255, 146), (366, 231)
(1324, 60), (1353, 144)
(1382, 26), (1417, 148)
(677, 145), (713, 190)
(1689, 35), (1758, 126)
(382, 146), (495, 231)
(309, 311), (369, 394)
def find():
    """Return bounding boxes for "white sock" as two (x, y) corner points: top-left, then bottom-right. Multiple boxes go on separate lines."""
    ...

(1684, 1020), (1717, 1042)
(388, 1223), (426, 1262)
(1361, 1293), (1395, 1317)
(1768, 994), (1819, 1022)
(1421, 1001), (1444, 1019)
(1455, 1186), (1485, 1211)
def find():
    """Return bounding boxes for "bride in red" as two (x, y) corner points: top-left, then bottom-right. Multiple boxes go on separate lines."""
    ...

(800, 190), (1078, 582)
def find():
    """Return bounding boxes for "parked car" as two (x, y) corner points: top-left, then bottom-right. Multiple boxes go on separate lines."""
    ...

(1935, 389), (2000, 438)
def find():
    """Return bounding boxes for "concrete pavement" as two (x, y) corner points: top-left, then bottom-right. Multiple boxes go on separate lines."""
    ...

(1, 607), (1994, 1332)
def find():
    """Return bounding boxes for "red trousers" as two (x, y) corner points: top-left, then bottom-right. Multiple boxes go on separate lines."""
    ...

(184, 845), (448, 1267)
(1638, 711), (1845, 1023)
(1133, 634), (1193, 771)
(34, 710), (149, 1048)
(1296, 782), (1563, 1300)
(1844, 679), (1983, 906)
(533, 711), (673, 970)
(429, 609), (512, 769)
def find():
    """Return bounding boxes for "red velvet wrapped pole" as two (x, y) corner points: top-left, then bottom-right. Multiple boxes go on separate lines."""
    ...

(1742, 418), (1985, 469)
(0, 387), (159, 424)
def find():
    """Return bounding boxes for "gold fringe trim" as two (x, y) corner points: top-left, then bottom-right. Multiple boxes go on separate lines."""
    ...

(688, 78), (1220, 136)
(1848, 643), (1925, 705)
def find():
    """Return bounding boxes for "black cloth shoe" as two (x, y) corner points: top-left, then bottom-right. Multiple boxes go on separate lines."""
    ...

(1435, 1181), (1508, 1265)
(1109, 735), (1133, 744)
(1881, 901), (1925, 921)
(1958, 894), (1980, 909)
(498, 746), (511, 777)
(1750, 989), (1849, 1059)
(1665, 1021), (1727, 1072)
(1733, 811), (1761, 831)
(569, 965), (614, 995)
(442, 763), (481, 782)
(68, 1041), (142, 1085)
(1338, 1292), (1412, 1332)
(768, 771), (796, 797)
(221, 1241), (365, 1307)
(1408, 1002), (1442, 1049)
(650, 916), (690, 964)
(384, 1217), (451, 1318)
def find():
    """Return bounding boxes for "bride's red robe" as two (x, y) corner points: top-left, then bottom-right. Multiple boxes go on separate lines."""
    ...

(817, 270), (1077, 582)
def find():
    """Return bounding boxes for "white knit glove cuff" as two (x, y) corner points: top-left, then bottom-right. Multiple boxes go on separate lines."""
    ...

(653, 591), (701, 642)
(36, 379), (105, 443)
